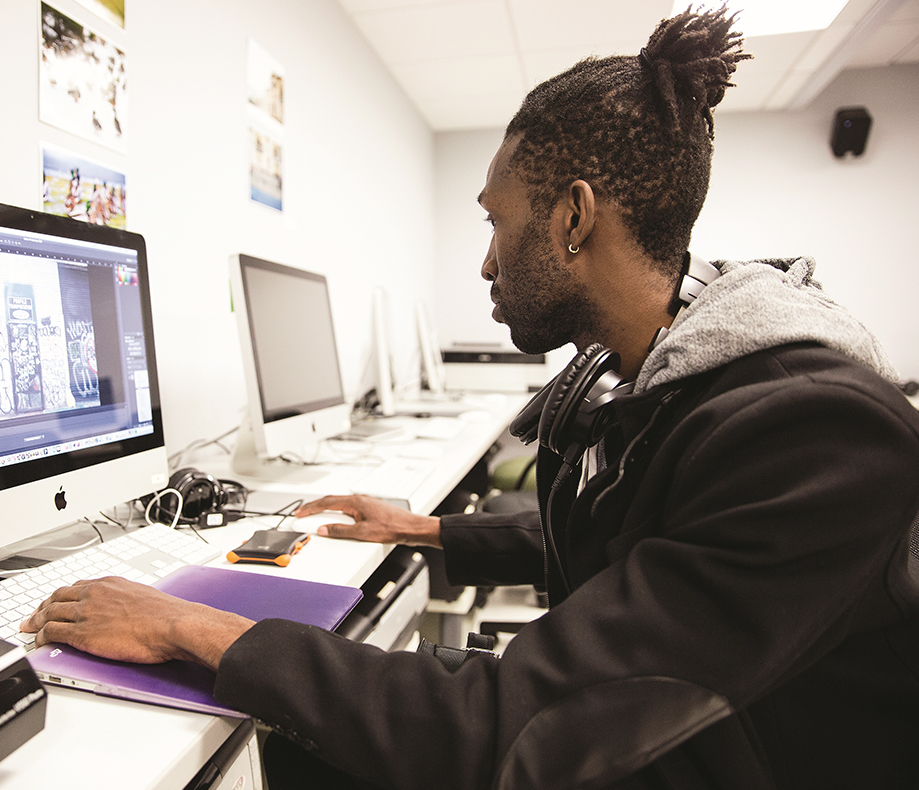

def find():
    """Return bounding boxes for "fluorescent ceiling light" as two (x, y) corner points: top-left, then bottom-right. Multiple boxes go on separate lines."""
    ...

(671, 1), (850, 37)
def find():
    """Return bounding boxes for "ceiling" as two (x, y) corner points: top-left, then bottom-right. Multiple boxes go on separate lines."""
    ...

(335, 0), (919, 131)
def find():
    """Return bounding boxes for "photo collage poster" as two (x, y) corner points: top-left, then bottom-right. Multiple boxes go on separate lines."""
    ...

(39, 1), (127, 228)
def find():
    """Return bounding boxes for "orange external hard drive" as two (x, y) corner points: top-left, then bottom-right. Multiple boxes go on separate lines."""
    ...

(226, 530), (311, 566)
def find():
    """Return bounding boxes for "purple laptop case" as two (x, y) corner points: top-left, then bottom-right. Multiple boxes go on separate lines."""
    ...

(29, 565), (362, 716)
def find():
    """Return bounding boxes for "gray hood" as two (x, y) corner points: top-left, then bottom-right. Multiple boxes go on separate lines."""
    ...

(634, 257), (898, 393)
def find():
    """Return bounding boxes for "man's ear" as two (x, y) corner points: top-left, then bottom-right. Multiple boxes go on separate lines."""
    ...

(563, 180), (596, 253)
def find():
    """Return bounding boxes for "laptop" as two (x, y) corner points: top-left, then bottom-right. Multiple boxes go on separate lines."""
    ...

(28, 565), (362, 717)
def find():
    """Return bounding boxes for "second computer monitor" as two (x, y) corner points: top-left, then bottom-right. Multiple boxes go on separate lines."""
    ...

(230, 254), (351, 476)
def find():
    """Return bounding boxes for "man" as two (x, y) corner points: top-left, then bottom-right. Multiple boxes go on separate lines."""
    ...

(24, 7), (919, 789)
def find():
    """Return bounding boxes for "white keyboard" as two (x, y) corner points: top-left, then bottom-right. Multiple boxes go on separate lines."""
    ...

(0, 524), (220, 651)
(355, 457), (437, 500)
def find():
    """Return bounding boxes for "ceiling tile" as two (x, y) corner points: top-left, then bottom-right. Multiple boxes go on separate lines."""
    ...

(742, 31), (819, 70)
(339, 0), (478, 12)
(717, 62), (785, 112)
(350, 0), (516, 64)
(420, 91), (523, 130)
(793, 21), (857, 71)
(832, 0), (888, 25)
(390, 54), (527, 99)
(895, 34), (919, 60)
(764, 66), (822, 109)
(507, 0), (671, 51)
(847, 20), (919, 65)
(886, 0), (919, 23)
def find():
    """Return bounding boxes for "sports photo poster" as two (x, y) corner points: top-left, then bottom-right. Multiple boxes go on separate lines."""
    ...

(41, 141), (126, 228)
(39, 2), (128, 155)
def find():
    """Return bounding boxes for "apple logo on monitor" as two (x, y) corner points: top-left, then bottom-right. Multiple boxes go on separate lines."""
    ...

(55, 487), (67, 512)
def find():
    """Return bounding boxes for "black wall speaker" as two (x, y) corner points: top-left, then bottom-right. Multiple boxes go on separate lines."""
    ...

(831, 107), (872, 157)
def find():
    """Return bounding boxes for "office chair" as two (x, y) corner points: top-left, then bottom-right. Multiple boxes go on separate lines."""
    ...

(472, 453), (546, 649)
(481, 454), (537, 515)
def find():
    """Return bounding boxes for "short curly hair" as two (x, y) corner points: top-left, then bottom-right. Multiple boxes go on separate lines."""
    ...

(504, 5), (750, 279)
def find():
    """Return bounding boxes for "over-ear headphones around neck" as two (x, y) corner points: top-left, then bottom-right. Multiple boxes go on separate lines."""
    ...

(508, 253), (720, 599)
(509, 253), (720, 467)
(509, 344), (631, 466)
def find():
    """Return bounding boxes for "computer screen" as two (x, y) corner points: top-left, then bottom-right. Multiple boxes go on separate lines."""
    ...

(372, 286), (396, 417)
(0, 203), (168, 552)
(416, 300), (445, 395)
(230, 253), (351, 477)
(371, 292), (446, 415)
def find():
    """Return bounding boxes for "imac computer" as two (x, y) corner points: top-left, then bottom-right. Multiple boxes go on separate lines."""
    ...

(0, 203), (168, 554)
(229, 253), (351, 479)
(415, 300), (445, 395)
(369, 288), (466, 417)
(371, 292), (446, 408)
(372, 286), (396, 418)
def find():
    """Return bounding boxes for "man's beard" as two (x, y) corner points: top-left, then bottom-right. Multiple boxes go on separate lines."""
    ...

(492, 219), (600, 354)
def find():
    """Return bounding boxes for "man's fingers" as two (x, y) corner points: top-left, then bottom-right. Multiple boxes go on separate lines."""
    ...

(31, 618), (77, 649)
(316, 521), (359, 539)
(295, 495), (351, 518)
(21, 577), (117, 633)
(21, 598), (79, 633)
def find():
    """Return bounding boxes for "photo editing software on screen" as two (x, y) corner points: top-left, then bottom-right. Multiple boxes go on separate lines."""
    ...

(0, 224), (154, 470)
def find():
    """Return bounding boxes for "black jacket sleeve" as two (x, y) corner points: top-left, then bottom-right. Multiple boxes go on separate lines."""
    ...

(439, 509), (544, 587)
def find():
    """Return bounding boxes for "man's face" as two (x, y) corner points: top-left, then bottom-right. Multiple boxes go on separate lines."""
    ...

(478, 137), (599, 354)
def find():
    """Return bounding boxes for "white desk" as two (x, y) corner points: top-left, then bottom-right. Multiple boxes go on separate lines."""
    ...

(0, 392), (526, 790)
(218, 392), (525, 517)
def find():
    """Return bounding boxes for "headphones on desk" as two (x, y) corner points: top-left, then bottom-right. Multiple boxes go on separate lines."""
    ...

(144, 468), (248, 527)
(509, 253), (721, 468)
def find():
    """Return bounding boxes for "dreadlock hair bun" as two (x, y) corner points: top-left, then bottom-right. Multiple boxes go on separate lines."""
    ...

(504, 4), (751, 278)
(641, 5), (752, 136)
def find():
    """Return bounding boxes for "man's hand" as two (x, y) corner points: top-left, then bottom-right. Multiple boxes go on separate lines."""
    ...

(20, 576), (254, 671)
(295, 494), (442, 547)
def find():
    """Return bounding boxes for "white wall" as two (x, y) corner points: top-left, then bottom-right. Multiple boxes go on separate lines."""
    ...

(0, 0), (436, 455)
(432, 126), (574, 376)
(433, 127), (505, 344)
(433, 63), (919, 380)
(695, 63), (919, 379)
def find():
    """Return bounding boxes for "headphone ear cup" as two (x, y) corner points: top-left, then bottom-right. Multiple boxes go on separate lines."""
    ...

(167, 468), (223, 522)
(218, 479), (247, 509)
(145, 467), (193, 523)
(509, 346), (601, 447)
(512, 343), (628, 463)
(168, 468), (198, 494)
(509, 379), (552, 445)
(539, 344), (604, 455)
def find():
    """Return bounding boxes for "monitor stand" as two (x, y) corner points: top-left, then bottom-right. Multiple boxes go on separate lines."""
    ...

(231, 417), (331, 487)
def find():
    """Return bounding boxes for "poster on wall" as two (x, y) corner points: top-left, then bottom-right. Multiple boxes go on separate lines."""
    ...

(248, 127), (283, 212)
(74, 0), (125, 28)
(247, 39), (284, 211)
(42, 142), (126, 228)
(247, 39), (285, 126)
(39, 3), (127, 154)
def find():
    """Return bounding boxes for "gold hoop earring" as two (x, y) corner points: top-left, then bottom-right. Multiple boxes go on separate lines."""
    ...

(568, 244), (579, 254)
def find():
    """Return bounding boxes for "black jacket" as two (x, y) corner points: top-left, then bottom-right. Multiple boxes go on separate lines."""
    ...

(216, 343), (919, 789)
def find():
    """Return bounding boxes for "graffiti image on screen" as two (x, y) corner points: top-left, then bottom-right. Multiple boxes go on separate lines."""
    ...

(1, 261), (101, 424)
